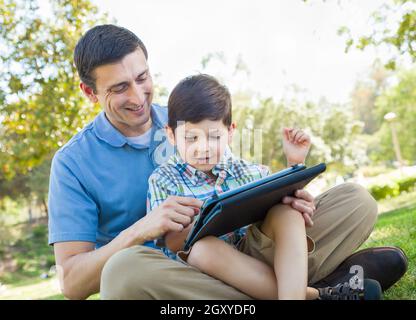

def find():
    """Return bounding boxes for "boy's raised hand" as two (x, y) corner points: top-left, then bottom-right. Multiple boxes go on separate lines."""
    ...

(282, 128), (311, 166)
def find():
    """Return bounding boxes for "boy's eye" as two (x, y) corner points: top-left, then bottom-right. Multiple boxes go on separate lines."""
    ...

(185, 136), (197, 142)
(209, 135), (221, 140)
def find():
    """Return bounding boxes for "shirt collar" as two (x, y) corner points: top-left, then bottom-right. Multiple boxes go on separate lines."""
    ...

(169, 146), (236, 186)
(93, 104), (166, 149)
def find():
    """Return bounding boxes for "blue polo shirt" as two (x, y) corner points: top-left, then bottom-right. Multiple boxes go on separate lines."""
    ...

(48, 104), (173, 248)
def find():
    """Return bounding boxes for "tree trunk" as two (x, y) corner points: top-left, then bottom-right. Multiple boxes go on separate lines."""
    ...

(42, 198), (48, 218)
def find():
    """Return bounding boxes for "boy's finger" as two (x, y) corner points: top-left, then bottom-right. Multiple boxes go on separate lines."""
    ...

(172, 196), (203, 208)
(303, 213), (314, 227)
(295, 189), (314, 203)
(297, 133), (307, 143)
(170, 211), (193, 226)
(293, 130), (303, 142)
(173, 204), (197, 217)
(282, 196), (294, 204)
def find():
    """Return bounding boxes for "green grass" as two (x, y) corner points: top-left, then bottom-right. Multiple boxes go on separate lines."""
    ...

(0, 203), (415, 300)
(359, 204), (416, 300)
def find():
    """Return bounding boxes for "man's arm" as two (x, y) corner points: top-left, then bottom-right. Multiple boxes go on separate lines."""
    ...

(54, 196), (202, 300)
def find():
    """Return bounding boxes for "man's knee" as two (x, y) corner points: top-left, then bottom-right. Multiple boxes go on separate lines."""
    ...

(337, 182), (378, 222)
(100, 245), (158, 300)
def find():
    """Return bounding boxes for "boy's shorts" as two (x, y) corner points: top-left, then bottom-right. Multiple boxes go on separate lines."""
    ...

(236, 222), (315, 266)
(177, 221), (315, 265)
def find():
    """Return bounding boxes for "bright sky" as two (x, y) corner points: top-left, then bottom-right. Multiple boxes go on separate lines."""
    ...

(93, 0), (389, 105)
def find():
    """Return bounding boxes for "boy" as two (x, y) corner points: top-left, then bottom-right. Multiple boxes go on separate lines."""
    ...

(146, 74), (381, 300)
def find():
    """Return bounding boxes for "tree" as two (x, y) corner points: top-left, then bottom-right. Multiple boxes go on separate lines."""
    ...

(338, 0), (416, 70)
(371, 68), (416, 164)
(0, 0), (108, 179)
(350, 60), (390, 134)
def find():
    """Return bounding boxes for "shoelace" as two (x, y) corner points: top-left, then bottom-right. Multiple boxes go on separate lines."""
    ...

(318, 282), (362, 300)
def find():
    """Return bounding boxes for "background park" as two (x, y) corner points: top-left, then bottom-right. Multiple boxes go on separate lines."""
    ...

(0, 0), (415, 300)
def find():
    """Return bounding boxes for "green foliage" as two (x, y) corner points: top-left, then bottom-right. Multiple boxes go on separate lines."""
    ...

(0, 0), (108, 179)
(231, 96), (365, 173)
(339, 0), (416, 70)
(350, 60), (390, 134)
(0, 222), (55, 283)
(369, 175), (416, 200)
(372, 68), (416, 164)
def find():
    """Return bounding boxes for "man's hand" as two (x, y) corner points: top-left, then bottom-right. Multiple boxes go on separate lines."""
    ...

(282, 128), (311, 166)
(282, 189), (316, 227)
(129, 196), (203, 244)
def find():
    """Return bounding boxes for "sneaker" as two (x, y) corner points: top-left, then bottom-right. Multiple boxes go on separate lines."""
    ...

(317, 278), (383, 300)
(313, 247), (408, 291)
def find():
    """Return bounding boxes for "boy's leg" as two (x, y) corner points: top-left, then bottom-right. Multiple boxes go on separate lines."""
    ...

(259, 204), (311, 299)
(240, 182), (377, 285)
(186, 236), (279, 299)
(186, 235), (318, 300)
(100, 245), (251, 300)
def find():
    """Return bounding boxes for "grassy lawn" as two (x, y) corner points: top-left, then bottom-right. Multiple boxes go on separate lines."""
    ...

(0, 203), (415, 300)
(359, 203), (416, 300)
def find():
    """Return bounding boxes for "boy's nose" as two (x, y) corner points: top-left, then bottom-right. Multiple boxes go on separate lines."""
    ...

(194, 141), (210, 155)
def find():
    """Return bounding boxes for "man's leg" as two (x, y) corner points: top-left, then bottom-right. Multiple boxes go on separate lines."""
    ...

(100, 245), (252, 300)
(306, 182), (378, 284)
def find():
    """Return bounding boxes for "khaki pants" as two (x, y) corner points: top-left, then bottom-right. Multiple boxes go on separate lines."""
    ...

(100, 183), (378, 299)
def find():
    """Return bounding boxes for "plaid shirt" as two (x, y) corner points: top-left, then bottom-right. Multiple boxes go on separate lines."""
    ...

(146, 146), (270, 259)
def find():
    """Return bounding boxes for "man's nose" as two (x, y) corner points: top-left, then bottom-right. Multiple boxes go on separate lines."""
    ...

(128, 83), (146, 106)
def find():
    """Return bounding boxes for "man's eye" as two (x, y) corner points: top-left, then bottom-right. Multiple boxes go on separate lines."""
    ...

(137, 77), (147, 82)
(209, 135), (221, 140)
(111, 85), (127, 93)
(185, 136), (197, 142)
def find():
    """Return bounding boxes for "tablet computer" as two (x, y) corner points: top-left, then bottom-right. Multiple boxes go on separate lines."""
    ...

(184, 163), (326, 250)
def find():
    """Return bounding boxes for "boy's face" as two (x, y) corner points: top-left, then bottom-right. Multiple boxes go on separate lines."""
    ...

(80, 49), (154, 137)
(167, 119), (235, 173)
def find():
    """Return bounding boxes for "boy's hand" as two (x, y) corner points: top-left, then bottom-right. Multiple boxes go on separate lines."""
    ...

(282, 189), (316, 227)
(282, 128), (311, 166)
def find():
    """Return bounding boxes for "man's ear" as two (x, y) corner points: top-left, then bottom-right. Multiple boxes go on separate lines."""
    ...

(165, 125), (176, 146)
(80, 82), (99, 103)
(228, 122), (236, 144)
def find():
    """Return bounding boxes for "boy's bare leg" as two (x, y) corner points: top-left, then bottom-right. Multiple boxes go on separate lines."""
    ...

(187, 225), (319, 300)
(260, 204), (313, 300)
(187, 236), (279, 299)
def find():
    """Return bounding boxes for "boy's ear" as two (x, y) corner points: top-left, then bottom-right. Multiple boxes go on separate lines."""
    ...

(80, 82), (99, 104)
(228, 122), (236, 144)
(165, 125), (176, 145)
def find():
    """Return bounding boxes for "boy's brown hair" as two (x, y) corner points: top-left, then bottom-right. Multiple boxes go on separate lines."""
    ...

(168, 74), (232, 130)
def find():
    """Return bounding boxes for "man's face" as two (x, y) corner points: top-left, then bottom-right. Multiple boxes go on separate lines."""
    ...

(167, 119), (235, 173)
(84, 48), (154, 137)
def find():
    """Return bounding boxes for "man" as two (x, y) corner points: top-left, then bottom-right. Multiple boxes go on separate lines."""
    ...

(48, 24), (407, 300)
